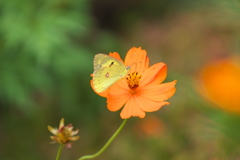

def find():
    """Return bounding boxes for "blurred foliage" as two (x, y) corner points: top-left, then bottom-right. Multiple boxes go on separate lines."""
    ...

(1, 0), (240, 159)
(0, 0), (96, 159)
(0, 0), (93, 115)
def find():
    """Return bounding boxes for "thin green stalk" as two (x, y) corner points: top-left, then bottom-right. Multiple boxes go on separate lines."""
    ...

(78, 119), (128, 160)
(56, 144), (64, 160)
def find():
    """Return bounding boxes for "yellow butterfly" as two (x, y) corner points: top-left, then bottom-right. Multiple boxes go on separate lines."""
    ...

(92, 54), (130, 93)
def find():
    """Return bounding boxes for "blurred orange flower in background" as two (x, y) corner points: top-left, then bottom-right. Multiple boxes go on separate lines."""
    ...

(134, 115), (165, 138)
(198, 57), (240, 113)
(92, 47), (177, 119)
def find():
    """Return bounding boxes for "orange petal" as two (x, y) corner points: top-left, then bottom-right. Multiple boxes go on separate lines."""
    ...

(140, 63), (167, 87)
(120, 95), (145, 119)
(136, 94), (169, 112)
(109, 52), (124, 63)
(138, 80), (177, 101)
(124, 47), (149, 75)
(107, 85), (131, 111)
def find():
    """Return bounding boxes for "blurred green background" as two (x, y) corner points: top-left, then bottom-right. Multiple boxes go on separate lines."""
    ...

(1, 0), (240, 159)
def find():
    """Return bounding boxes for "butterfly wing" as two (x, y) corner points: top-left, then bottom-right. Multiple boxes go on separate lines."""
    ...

(93, 54), (129, 93)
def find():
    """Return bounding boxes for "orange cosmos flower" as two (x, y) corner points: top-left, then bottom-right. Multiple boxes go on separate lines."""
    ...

(198, 57), (240, 113)
(92, 47), (177, 119)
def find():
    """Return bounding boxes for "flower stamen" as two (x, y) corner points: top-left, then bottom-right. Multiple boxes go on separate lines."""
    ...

(126, 72), (142, 91)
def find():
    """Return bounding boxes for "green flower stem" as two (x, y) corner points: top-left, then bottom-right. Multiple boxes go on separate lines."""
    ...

(56, 144), (64, 160)
(78, 119), (128, 160)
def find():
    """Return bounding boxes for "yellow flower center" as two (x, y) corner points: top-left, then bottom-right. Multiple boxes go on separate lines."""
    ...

(56, 126), (73, 143)
(126, 72), (141, 93)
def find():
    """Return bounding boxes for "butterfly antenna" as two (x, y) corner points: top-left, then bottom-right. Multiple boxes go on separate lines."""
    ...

(130, 61), (143, 72)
